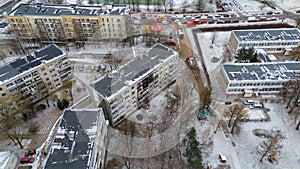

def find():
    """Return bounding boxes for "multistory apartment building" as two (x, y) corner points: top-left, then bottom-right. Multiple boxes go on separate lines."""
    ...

(6, 2), (129, 43)
(0, 45), (71, 116)
(228, 28), (300, 54)
(222, 62), (300, 95)
(0, 151), (18, 169)
(92, 44), (178, 126)
(45, 108), (108, 169)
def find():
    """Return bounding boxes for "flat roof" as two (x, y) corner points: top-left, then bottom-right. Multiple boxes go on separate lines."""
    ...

(45, 109), (101, 169)
(8, 3), (128, 17)
(93, 43), (177, 98)
(232, 28), (300, 42)
(0, 151), (13, 169)
(0, 44), (64, 84)
(223, 62), (300, 81)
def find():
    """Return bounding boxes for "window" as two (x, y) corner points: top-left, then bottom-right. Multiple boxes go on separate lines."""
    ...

(6, 82), (14, 88)
(2, 93), (6, 97)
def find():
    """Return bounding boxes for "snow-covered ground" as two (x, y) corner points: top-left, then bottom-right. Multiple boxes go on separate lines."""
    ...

(197, 31), (231, 73)
(202, 103), (300, 169)
(274, 0), (300, 11)
(235, 0), (274, 12)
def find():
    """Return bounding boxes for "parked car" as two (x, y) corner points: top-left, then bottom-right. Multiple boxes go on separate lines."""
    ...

(223, 14), (230, 17)
(187, 57), (195, 67)
(95, 65), (101, 72)
(243, 100), (254, 105)
(20, 157), (35, 164)
(266, 11), (273, 15)
(162, 20), (169, 25)
(25, 149), (36, 157)
(231, 19), (239, 23)
(225, 101), (232, 105)
(164, 40), (177, 46)
(219, 154), (227, 163)
(195, 15), (202, 19)
(79, 65), (84, 71)
(250, 103), (263, 109)
(216, 19), (225, 24)
(200, 20), (208, 24)
(268, 17), (278, 21)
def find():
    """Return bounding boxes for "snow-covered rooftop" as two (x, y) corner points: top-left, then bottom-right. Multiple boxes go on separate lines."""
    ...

(44, 109), (102, 169)
(0, 44), (65, 84)
(8, 3), (128, 16)
(92, 43), (177, 98)
(223, 62), (300, 81)
(233, 28), (300, 42)
(0, 151), (13, 169)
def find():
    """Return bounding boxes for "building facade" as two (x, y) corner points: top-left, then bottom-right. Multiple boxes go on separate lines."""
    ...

(228, 28), (300, 54)
(6, 2), (129, 43)
(92, 44), (178, 126)
(0, 151), (18, 169)
(0, 44), (72, 117)
(45, 108), (108, 169)
(222, 62), (300, 95)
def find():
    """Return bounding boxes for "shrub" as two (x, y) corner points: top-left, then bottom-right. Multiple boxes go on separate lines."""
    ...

(28, 122), (40, 133)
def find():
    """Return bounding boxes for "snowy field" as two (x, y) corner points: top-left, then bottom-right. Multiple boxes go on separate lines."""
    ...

(202, 103), (300, 169)
(235, 0), (300, 12)
(274, 0), (300, 11)
(236, 0), (274, 12)
(197, 31), (231, 73)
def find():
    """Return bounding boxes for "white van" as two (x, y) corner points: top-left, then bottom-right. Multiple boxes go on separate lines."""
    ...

(250, 103), (263, 109)
(243, 100), (254, 105)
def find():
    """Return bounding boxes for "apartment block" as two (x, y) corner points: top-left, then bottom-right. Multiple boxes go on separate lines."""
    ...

(0, 45), (72, 116)
(222, 62), (300, 95)
(228, 28), (300, 54)
(6, 2), (129, 43)
(92, 44), (178, 126)
(45, 108), (108, 169)
(0, 151), (18, 169)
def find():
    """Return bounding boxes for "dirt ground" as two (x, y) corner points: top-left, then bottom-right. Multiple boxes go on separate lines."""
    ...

(179, 29), (205, 98)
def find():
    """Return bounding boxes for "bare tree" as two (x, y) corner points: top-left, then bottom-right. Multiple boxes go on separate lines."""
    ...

(210, 31), (217, 48)
(0, 50), (6, 63)
(0, 99), (26, 149)
(196, 0), (206, 12)
(181, 0), (189, 13)
(7, 31), (27, 55)
(223, 104), (247, 134)
(289, 45), (300, 61)
(200, 87), (211, 110)
(279, 75), (300, 109)
(256, 129), (285, 163)
(230, 107), (248, 134)
(169, 0), (174, 11)
(119, 120), (136, 169)
(146, 0), (151, 11)
(161, 0), (169, 13)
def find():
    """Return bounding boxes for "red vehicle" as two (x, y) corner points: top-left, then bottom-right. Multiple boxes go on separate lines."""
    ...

(186, 21), (196, 27)
(164, 40), (177, 46)
(192, 19), (200, 24)
(20, 157), (35, 164)
(200, 20), (208, 24)
(25, 149), (36, 157)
